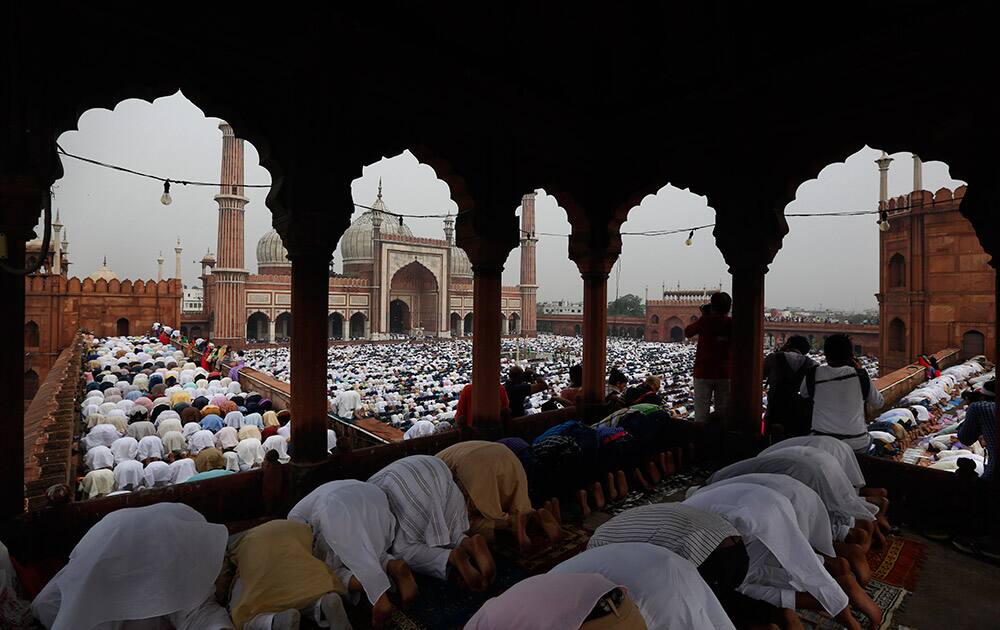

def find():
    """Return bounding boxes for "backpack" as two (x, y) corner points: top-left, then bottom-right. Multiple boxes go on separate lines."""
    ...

(804, 365), (871, 401)
(766, 353), (813, 436)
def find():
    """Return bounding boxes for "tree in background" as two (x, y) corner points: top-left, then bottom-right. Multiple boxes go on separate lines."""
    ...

(608, 294), (644, 317)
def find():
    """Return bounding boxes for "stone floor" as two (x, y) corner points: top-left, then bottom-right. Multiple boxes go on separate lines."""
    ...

(893, 532), (1000, 630)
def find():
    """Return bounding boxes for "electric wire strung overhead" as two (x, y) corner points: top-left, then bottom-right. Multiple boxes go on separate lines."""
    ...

(56, 145), (892, 238)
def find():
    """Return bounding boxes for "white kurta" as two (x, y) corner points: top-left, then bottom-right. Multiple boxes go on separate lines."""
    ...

(287, 480), (397, 606)
(31, 503), (230, 630)
(684, 482), (849, 617)
(551, 542), (736, 630)
(758, 435), (866, 489)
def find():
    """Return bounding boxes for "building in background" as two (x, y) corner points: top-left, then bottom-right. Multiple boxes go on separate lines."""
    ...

(181, 122), (535, 346)
(23, 234), (182, 401)
(539, 300), (584, 315)
(182, 285), (203, 313)
(876, 153), (995, 371)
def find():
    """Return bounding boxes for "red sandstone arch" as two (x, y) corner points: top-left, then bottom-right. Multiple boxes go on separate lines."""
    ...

(389, 261), (439, 333)
(889, 253), (905, 288)
(24, 321), (39, 348)
(888, 318), (906, 353)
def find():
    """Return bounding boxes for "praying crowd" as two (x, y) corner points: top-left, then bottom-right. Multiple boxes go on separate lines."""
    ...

(22, 418), (898, 630)
(73, 328), (335, 501)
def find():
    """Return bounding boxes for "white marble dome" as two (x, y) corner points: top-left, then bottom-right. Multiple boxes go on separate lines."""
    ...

(341, 186), (413, 265)
(450, 246), (472, 277)
(256, 229), (290, 270)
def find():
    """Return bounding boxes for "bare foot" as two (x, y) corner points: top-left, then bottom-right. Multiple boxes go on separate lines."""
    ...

(845, 527), (871, 553)
(837, 573), (882, 629)
(577, 489), (591, 520)
(534, 507), (562, 544)
(834, 542), (871, 586)
(606, 472), (618, 501)
(513, 510), (532, 554)
(646, 460), (662, 484)
(463, 534), (496, 588)
(549, 497), (562, 524)
(776, 608), (804, 630)
(448, 545), (484, 591)
(592, 482), (606, 509)
(633, 467), (655, 492)
(659, 451), (673, 476)
(371, 592), (396, 629)
(824, 556), (851, 577)
(615, 470), (629, 497)
(834, 606), (863, 630)
(386, 558), (418, 606)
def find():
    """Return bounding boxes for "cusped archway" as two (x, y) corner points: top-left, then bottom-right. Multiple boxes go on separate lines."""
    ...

(389, 261), (439, 334)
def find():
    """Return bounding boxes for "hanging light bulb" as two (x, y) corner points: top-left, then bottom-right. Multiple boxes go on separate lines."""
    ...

(398, 215), (404, 227)
(878, 210), (890, 232)
(684, 230), (694, 246)
(160, 180), (172, 206)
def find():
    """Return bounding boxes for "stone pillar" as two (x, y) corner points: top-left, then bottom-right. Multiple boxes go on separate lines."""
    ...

(268, 319), (276, 343)
(519, 193), (538, 337)
(876, 151), (893, 203)
(288, 251), (332, 463)
(912, 154), (923, 193)
(156, 252), (164, 281)
(52, 209), (62, 275)
(0, 175), (46, 517)
(174, 238), (183, 280)
(341, 314), (348, 340)
(713, 194), (786, 441)
(729, 263), (766, 433)
(580, 270), (610, 413)
(471, 263), (504, 427)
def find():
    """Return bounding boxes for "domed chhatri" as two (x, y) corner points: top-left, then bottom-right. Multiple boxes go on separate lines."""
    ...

(88, 256), (118, 282)
(256, 229), (290, 274)
(340, 181), (413, 270)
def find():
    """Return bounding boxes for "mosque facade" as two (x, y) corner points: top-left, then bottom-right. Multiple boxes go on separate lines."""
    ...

(876, 154), (996, 372)
(180, 122), (536, 347)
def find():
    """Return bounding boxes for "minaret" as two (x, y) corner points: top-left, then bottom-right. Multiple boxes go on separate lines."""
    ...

(875, 150), (893, 205)
(443, 213), (454, 245)
(518, 192), (538, 337)
(210, 121), (249, 346)
(60, 228), (70, 275)
(156, 251), (165, 281)
(174, 238), (183, 280)
(912, 154), (923, 193)
(52, 209), (63, 275)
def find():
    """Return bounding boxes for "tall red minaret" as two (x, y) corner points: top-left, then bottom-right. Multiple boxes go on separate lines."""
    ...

(519, 192), (538, 336)
(209, 121), (249, 346)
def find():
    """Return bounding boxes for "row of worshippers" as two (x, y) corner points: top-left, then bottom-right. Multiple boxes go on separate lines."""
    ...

(26, 431), (892, 630)
(29, 441), (562, 629)
(867, 358), (994, 478)
(243, 334), (703, 432)
(75, 334), (335, 499)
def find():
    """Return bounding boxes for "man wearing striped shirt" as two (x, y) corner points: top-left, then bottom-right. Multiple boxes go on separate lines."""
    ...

(588, 503), (774, 625)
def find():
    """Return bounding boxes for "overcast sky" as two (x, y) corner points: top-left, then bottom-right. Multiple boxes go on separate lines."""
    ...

(50, 92), (964, 310)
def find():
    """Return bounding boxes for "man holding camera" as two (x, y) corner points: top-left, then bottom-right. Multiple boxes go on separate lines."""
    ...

(684, 292), (733, 422)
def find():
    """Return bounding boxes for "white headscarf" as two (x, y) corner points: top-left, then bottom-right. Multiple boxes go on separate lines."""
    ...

(136, 435), (164, 461)
(79, 469), (115, 499)
(188, 430), (215, 455)
(287, 480), (397, 606)
(403, 419), (436, 440)
(224, 411), (244, 429)
(82, 424), (121, 451)
(684, 482), (849, 617)
(161, 431), (185, 453)
(551, 543), (736, 630)
(223, 451), (241, 472)
(214, 426), (239, 450)
(182, 422), (201, 440)
(235, 438), (264, 470)
(262, 435), (290, 464)
(109, 437), (139, 465)
(169, 458), (198, 484)
(83, 446), (114, 471)
(758, 435), (866, 489)
(113, 460), (144, 491)
(31, 504), (228, 630)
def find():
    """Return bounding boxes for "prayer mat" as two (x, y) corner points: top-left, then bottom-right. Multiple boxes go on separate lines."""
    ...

(493, 523), (592, 573)
(385, 554), (530, 630)
(866, 536), (927, 591)
(797, 579), (908, 630)
(603, 468), (712, 516)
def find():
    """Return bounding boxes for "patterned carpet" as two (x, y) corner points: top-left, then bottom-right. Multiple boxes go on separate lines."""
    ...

(797, 537), (927, 630)
(603, 468), (712, 515)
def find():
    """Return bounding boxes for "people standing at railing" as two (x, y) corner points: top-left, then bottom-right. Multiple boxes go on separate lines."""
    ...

(763, 335), (817, 437)
(685, 292), (733, 422)
(799, 334), (884, 454)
